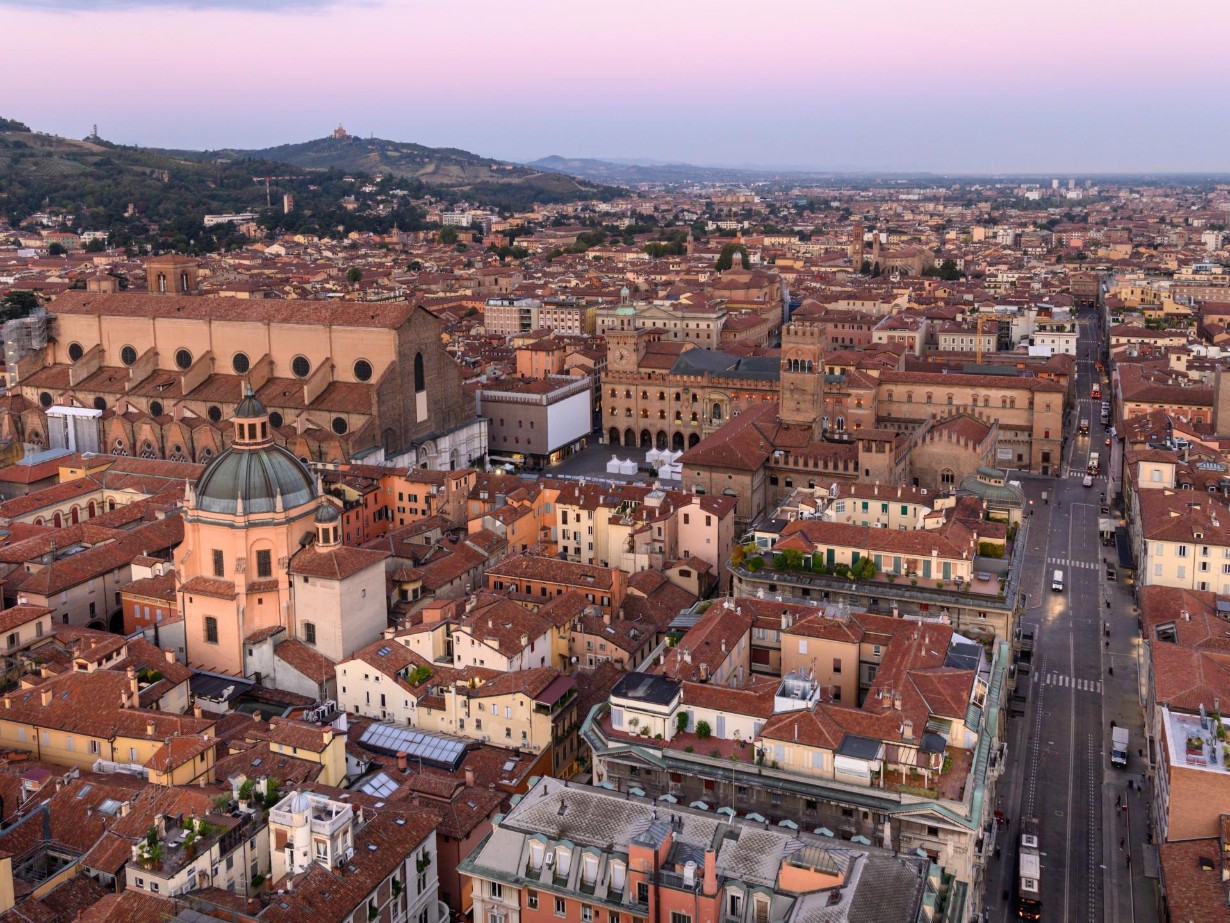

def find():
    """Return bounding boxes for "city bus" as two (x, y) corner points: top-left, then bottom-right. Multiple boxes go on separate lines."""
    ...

(1017, 818), (1042, 920)
(1088, 452), (1100, 475)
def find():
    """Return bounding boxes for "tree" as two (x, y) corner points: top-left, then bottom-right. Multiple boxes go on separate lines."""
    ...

(439, 226), (459, 245)
(346, 266), (363, 285)
(715, 243), (749, 272)
(937, 258), (962, 281)
(859, 259), (872, 275)
(1, 290), (40, 319)
(83, 238), (106, 253)
(47, 242), (66, 256)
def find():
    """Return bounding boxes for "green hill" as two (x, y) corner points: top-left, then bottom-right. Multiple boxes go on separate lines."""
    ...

(189, 132), (621, 208)
(0, 119), (623, 248)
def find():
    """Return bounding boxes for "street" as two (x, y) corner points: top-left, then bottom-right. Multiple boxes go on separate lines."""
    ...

(983, 309), (1159, 923)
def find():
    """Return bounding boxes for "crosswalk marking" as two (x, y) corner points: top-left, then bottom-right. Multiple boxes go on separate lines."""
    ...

(1047, 557), (1098, 570)
(1043, 673), (1103, 693)
(1063, 469), (1104, 480)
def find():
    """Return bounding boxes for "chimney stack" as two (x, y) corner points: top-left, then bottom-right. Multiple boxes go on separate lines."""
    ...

(465, 766), (475, 787)
(397, 751), (408, 772)
(40, 688), (52, 707)
(702, 847), (718, 896)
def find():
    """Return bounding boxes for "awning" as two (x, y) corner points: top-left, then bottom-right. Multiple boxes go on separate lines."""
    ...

(1115, 527), (1135, 569)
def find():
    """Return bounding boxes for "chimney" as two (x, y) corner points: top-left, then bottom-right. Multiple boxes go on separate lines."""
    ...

(397, 751), (408, 772)
(40, 688), (52, 707)
(721, 638), (727, 654)
(165, 649), (176, 664)
(146, 721), (155, 737)
(322, 728), (331, 746)
(127, 665), (139, 697)
(193, 704), (203, 719)
(702, 847), (718, 896)
(465, 766), (475, 787)
(892, 692), (903, 711)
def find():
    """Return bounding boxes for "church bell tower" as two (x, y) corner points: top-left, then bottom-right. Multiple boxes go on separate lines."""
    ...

(779, 320), (826, 431)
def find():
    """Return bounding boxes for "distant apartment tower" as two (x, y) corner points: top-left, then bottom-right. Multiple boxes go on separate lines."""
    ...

(283, 193), (294, 214)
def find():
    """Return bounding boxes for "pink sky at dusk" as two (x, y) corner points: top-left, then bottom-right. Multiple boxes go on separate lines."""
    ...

(2, 0), (1229, 171)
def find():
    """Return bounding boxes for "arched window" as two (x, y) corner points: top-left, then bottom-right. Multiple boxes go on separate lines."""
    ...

(414, 353), (425, 393)
(1001, 397), (1008, 408)
(712, 403), (722, 422)
(53, 512), (62, 528)
(70, 507), (79, 525)
(906, 392), (913, 403)
(87, 501), (96, 518)
(107, 499), (116, 511)
(925, 392), (932, 404)
(941, 469), (956, 485)
(156, 273), (166, 293)
(179, 271), (189, 292)
(624, 389), (632, 400)
(947, 393), (954, 405)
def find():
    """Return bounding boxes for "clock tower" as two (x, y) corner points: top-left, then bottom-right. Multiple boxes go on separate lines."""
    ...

(779, 320), (826, 431)
(606, 328), (648, 373)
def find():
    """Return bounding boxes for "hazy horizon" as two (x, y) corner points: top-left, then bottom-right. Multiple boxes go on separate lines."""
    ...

(5, 0), (1230, 173)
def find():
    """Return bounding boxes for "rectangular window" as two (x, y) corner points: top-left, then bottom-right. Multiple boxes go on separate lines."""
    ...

(490, 882), (503, 899)
(204, 616), (219, 644)
(212, 549), (224, 577)
(304, 622), (316, 645)
(583, 908), (594, 923)
(671, 913), (692, 923)
(256, 549), (273, 578)
(555, 898), (567, 917)
(832, 658), (842, 674)
(527, 891), (539, 910)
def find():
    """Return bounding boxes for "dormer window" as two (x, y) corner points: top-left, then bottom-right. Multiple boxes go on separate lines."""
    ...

(529, 840), (545, 869)
(609, 860), (626, 892)
(582, 853), (598, 884)
(556, 846), (572, 877)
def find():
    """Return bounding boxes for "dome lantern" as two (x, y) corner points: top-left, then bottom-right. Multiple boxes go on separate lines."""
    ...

(233, 386), (272, 447)
(315, 502), (341, 547)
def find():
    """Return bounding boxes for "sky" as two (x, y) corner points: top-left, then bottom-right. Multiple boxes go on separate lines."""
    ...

(2, 0), (1229, 173)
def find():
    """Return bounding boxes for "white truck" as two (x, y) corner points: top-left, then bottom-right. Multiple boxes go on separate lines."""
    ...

(1111, 726), (1129, 768)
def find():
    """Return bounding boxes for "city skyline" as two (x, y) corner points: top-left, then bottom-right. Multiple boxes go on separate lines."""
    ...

(5, 0), (1230, 173)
